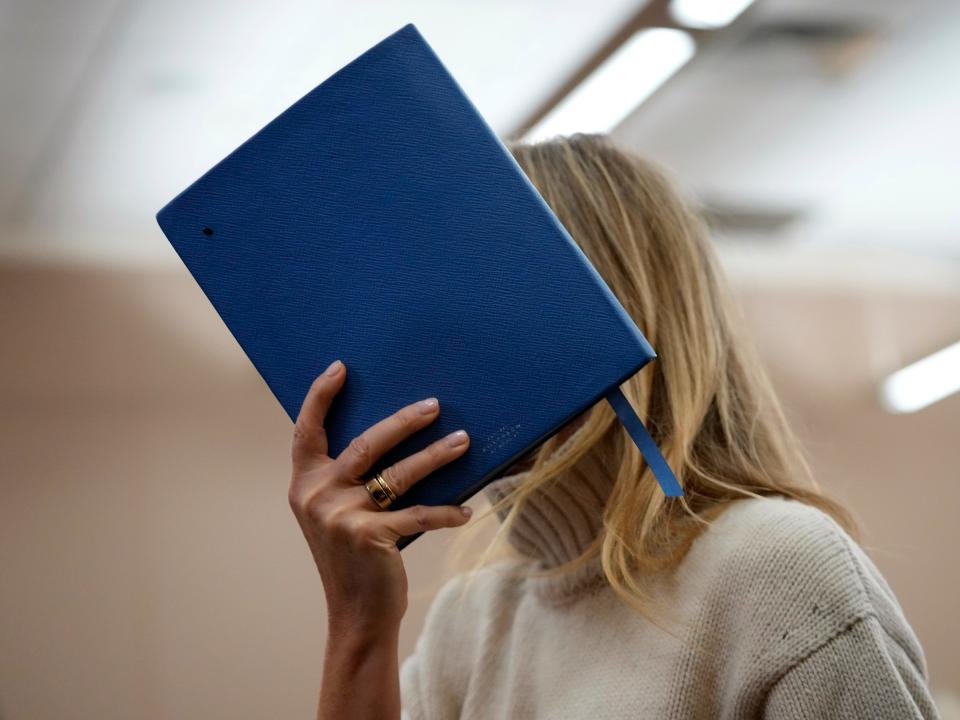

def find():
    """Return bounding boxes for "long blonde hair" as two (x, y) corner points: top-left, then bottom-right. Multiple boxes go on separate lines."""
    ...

(453, 133), (854, 618)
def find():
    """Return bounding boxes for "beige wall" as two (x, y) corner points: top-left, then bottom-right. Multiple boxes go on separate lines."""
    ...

(1, 266), (957, 718)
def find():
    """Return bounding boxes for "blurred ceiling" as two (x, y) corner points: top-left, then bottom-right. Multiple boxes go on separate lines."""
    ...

(0, 0), (958, 291)
(616, 0), (960, 291)
(0, 0), (642, 265)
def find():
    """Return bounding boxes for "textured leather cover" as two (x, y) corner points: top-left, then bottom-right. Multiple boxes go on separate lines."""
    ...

(156, 23), (665, 549)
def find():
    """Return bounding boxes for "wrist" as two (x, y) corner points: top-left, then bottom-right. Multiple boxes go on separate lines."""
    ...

(324, 621), (400, 675)
(326, 607), (402, 647)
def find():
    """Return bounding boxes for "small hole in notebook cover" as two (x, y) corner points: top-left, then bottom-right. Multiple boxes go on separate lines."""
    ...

(202, 227), (214, 236)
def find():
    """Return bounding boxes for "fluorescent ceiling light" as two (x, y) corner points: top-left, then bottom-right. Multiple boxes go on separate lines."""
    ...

(524, 28), (695, 142)
(670, 0), (755, 29)
(880, 339), (960, 413)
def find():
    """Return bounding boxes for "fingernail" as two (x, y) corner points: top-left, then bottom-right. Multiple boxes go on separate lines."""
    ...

(417, 397), (438, 413)
(460, 506), (473, 518)
(325, 359), (343, 376)
(446, 430), (468, 447)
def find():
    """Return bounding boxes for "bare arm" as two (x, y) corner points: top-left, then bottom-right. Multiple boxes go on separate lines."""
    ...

(289, 359), (473, 720)
(319, 619), (401, 720)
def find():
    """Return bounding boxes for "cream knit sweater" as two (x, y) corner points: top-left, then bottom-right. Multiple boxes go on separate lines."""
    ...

(399, 436), (939, 719)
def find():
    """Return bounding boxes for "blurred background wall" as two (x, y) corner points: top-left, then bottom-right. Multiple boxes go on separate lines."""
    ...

(1, 0), (958, 718)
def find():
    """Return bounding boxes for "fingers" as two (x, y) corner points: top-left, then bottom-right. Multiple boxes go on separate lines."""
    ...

(292, 359), (346, 467)
(382, 503), (474, 538)
(335, 396), (442, 481)
(379, 429), (470, 496)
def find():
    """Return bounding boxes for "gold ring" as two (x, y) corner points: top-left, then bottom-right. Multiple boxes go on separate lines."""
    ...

(375, 471), (398, 501)
(364, 471), (397, 510)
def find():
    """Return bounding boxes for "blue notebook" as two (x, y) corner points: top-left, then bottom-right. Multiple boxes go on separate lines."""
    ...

(156, 23), (682, 549)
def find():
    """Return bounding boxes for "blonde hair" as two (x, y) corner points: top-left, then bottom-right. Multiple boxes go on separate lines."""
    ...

(452, 133), (854, 619)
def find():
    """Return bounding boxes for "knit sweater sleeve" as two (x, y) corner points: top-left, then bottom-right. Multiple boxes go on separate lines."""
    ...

(763, 613), (940, 719)
(691, 498), (938, 718)
(712, 499), (942, 719)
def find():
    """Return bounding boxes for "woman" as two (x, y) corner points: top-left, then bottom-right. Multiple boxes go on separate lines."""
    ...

(288, 134), (939, 719)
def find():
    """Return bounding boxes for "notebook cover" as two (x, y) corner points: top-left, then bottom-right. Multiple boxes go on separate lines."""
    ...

(156, 23), (657, 549)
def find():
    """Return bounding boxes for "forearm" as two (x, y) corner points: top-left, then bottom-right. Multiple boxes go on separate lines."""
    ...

(291, 365), (471, 719)
(318, 615), (402, 720)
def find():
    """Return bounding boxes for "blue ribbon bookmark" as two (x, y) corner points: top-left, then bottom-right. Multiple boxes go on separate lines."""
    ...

(605, 386), (684, 497)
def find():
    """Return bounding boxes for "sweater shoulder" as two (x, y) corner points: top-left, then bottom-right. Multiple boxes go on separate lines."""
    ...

(427, 557), (528, 621)
(405, 557), (527, 663)
(700, 496), (902, 625)
(400, 560), (522, 718)
(681, 496), (927, 679)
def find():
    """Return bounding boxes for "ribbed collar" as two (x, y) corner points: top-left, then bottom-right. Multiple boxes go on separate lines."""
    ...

(482, 424), (615, 604)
